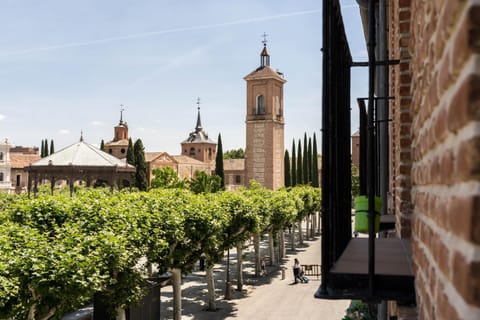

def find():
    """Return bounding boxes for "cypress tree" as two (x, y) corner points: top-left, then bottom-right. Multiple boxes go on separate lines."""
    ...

(291, 140), (297, 186)
(284, 150), (291, 187)
(215, 134), (225, 189)
(297, 139), (303, 184)
(40, 140), (45, 158)
(312, 133), (319, 187)
(308, 136), (313, 184)
(126, 138), (135, 166)
(44, 139), (49, 157)
(133, 139), (148, 191)
(100, 139), (105, 151)
(50, 140), (55, 155)
(303, 133), (308, 185)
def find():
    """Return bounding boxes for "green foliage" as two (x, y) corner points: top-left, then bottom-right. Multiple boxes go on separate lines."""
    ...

(190, 171), (221, 194)
(150, 167), (186, 189)
(126, 138), (135, 166)
(223, 148), (245, 159)
(343, 300), (376, 320)
(284, 150), (291, 187)
(133, 139), (148, 191)
(215, 134), (225, 189)
(297, 139), (303, 185)
(303, 133), (309, 184)
(100, 139), (105, 151)
(352, 161), (360, 199)
(291, 140), (297, 186)
(312, 133), (319, 187)
(50, 140), (55, 154)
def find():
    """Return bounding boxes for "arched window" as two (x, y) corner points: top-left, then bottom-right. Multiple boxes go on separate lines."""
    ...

(256, 95), (265, 115)
(189, 147), (195, 156)
(0, 172), (3, 182)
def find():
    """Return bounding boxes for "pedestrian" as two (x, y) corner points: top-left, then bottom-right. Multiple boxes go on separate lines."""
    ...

(293, 258), (303, 284)
(261, 257), (267, 276)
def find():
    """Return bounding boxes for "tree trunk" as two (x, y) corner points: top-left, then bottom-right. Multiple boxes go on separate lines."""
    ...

(254, 233), (261, 276)
(172, 268), (182, 320)
(291, 223), (296, 251)
(116, 307), (126, 320)
(268, 232), (276, 265)
(306, 215), (311, 239)
(279, 230), (285, 261)
(206, 265), (216, 311)
(299, 221), (304, 245)
(236, 242), (244, 291)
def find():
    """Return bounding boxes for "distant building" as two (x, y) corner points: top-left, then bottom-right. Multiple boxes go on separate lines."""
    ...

(105, 109), (129, 159)
(0, 140), (12, 191)
(351, 130), (360, 169)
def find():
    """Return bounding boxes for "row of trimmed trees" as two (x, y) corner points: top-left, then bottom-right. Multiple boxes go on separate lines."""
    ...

(0, 183), (320, 320)
(284, 132), (319, 187)
(40, 139), (54, 158)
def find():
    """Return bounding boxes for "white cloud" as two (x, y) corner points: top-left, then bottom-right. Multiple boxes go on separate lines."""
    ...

(90, 120), (105, 126)
(0, 114), (5, 121)
(58, 129), (70, 135)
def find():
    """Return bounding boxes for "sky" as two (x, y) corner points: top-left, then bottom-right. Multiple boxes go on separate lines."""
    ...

(0, 0), (367, 154)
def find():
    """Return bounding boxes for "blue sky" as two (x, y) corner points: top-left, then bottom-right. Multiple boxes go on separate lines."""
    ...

(0, 0), (367, 154)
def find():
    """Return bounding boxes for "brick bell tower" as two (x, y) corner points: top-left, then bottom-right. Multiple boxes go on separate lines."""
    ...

(244, 36), (286, 190)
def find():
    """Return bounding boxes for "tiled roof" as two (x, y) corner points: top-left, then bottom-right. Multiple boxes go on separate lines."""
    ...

(10, 153), (40, 169)
(172, 155), (207, 165)
(244, 66), (286, 83)
(30, 141), (134, 169)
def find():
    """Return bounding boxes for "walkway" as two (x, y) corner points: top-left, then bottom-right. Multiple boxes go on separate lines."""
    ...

(160, 234), (350, 319)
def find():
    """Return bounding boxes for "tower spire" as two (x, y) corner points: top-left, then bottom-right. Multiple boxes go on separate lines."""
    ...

(195, 97), (203, 130)
(260, 32), (270, 67)
(119, 104), (124, 125)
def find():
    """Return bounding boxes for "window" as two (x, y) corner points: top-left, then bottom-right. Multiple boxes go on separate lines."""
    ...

(208, 148), (212, 159)
(0, 152), (3, 161)
(235, 175), (241, 184)
(0, 172), (3, 182)
(16, 175), (20, 187)
(256, 95), (265, 114)
(121, 148), (126, 154)
(109, 149), (113, 154)
(189, 147), (195, 156)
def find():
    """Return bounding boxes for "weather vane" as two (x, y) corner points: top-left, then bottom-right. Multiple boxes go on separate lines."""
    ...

(262, 32), (268, 46)
(196, 97), (201, 111)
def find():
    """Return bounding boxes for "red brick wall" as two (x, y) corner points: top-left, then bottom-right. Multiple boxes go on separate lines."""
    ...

(390, 0), (480, 318)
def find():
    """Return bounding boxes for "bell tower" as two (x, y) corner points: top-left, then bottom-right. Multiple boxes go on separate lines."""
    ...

(244, 36), (286, 190)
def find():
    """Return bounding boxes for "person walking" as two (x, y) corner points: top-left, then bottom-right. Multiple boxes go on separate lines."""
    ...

(293, 258), (302, 284)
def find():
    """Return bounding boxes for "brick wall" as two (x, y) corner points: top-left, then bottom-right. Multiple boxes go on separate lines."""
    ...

(391, 0), (480, 318)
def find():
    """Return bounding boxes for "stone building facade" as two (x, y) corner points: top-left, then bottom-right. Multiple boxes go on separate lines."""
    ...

(244, 43), (286, 190)
(105, 110), (129, 159)
(387, 0), (480, 318)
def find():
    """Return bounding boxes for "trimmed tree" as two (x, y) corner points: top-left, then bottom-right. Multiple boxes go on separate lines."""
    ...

(126, 138), (135, 166)
(284, 150), (291, 187)
(312, 133), (319, 187)
(308, 136), (313, 184)
(45, 139), (49, 157)
(291, 141), (297, 186)
(303, 133), (309, 185)
(40, 140), (45, 158)
(100, 139), (105, 151)
(297, 139), (303, 185)
(133, 139), (148, 191)
(215, 134), (225, 189)
(50, 140), (55, 155)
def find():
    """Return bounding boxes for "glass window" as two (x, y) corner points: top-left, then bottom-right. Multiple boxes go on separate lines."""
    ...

(235, 175), (241, 184)
(0, 172), (3, 182)
(0, 152), (3, 161)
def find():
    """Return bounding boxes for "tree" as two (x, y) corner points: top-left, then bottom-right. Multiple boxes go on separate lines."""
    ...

(50, 140), (55, 155)
(284, 150), (291, 187)
(100, 139), (105, 151)
(303, 133), (309, 185)
(215, 134), (225, 189)
(133, 139), (148, 191)
(150, 167), (186, 189)
(40, 140), (45, 158)
(190, 171), (221, 194)
(291, 141), (297, 186)
(223, 148), (245, 159)
(308, 136), (313, 184)
(312, 133), (319, 187)
(297, 139), (303, 185)
(44, 139), (49, 157)
(126, 138), (135, 166)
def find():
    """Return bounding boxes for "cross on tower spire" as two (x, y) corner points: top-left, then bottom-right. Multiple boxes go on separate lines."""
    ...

(195, 97), (203, 130)
(260, 32), (270, 67)
(119, 104), (124, 125)
(262, 32), (268, 46)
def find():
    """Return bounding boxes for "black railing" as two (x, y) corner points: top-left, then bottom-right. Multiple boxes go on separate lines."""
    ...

(317, 0), (352, 297)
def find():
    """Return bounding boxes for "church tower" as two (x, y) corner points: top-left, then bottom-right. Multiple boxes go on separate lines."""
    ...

(105, 108), (129, 159)
(181, 99), (217, 163)
(244, 38), (286, 190)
